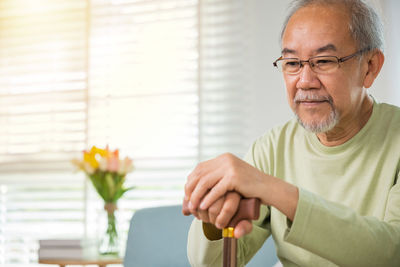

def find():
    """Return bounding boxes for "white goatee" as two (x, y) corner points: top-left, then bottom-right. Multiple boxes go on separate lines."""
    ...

(293, 90), (340, 133)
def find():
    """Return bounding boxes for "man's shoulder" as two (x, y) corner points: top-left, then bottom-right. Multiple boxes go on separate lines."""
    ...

(375, 102), (400, 126)
(377, 102), (400, 113)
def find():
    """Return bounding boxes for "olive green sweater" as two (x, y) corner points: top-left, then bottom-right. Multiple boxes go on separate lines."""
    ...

(187, 101), (400, 267)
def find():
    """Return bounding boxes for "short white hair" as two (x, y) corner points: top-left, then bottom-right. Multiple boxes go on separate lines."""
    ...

(281, 0), (384, 52)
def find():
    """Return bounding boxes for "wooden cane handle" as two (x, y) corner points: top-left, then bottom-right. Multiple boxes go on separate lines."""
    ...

(228, 198), (260, 227)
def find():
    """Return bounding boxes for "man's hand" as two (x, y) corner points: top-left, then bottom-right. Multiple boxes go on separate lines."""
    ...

(185, 153), (267, 211)
(183, 191), (255, 238)
(183, 153), (268, 236)
(184, 153), (299, 230)
(196, 192), (241, 228)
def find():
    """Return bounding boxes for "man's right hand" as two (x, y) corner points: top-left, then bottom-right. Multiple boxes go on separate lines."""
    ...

(183, 191), (254, 238)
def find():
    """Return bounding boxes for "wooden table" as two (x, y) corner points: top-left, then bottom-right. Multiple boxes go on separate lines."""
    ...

(38, 257), (123, 267)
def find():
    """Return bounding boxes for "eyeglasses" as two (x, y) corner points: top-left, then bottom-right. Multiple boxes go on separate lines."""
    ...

(272, 49), (369, 75)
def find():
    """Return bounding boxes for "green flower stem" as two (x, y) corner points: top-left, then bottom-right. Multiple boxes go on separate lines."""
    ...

(100, 203), (119, 256)
(88, 172), (132, 203)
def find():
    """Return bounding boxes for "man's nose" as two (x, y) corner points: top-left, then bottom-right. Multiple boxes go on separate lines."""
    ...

(296, 63), (320, 90)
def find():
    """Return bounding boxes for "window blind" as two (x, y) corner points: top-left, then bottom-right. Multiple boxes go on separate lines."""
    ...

(87, 0), (200, 248)
(199, 0), (251, 160)
(0, 0), (253, 264)
(87, 0), (252, 250)
(0, 0), (87, 172)
(0, 0), (88, 263)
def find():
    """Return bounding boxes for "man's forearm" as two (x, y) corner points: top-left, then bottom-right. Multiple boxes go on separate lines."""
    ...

(257, 174), (299, 222)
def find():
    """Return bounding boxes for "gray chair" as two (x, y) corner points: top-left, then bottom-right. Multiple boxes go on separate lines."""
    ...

(247, 237), (279, 267)
(124, 204), (278, 267)
(124, 205), (193, 267)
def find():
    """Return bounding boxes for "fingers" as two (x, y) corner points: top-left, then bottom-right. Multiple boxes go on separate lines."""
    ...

(198, 177), (231, 211)
(182, 198), (191, 216)
(183, 192), (241, 230)
(183, 191), (224, 222)
(185, 153), (249, 213)
(214, 192), (241, 228)
(190, 172), (221, 210)
(184, 161), (204, 198)
(207, 197), (224, 224)
(183, 153), (262, 238)
(185, 157), (218, 199)
(197, 208), (210, 223)
(185, 161), (224, 213)
(193, 194), (232, 226)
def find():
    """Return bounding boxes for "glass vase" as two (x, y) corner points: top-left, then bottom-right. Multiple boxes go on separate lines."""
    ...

(99, 202), (120, 256)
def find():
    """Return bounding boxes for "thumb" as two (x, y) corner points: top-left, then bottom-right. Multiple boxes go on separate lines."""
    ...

(233, 219), (253, 238)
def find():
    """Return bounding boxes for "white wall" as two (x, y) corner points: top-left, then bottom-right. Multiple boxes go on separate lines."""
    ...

(246, 0), (293, 144)
(245, 0), (400, 146)
(374, 0), (400, 105)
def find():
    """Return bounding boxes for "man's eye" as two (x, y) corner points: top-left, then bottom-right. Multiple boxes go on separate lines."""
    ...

(284, 61), (300, 67)
(315, 58), (336, 65)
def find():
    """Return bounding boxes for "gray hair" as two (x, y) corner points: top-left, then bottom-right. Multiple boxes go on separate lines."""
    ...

(280, 0), (384, 52)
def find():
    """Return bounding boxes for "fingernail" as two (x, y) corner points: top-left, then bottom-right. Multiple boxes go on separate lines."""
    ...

(200, 202), (206, 210)
(188, 201), (193, 210)
(184, 195), (189, 201)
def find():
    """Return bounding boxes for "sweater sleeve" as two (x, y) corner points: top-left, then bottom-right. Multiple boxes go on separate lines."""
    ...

(187, 218), (224, 267)
(284, 183), (400, 267)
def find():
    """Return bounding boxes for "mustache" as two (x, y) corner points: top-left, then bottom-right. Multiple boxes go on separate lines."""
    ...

(294, 91), (333, 104)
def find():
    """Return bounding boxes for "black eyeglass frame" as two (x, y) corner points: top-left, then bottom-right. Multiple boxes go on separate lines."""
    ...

(272, 48), (371, 74)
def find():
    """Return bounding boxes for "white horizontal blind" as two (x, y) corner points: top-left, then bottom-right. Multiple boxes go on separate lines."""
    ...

(88, 0), (199, 204)
(87, 0), (200, 247)
(0, 0), (88, 173)
(0, 0), (88, 263)
(0, 0), (254, 264)
(199, 0), (251, 160)
(0, 174), (86, 264)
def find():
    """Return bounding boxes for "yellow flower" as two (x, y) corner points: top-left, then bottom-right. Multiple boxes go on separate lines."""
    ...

(83, 150), (99, 169)
(72, 145), (134, 203)
(91, 146), (109, 158)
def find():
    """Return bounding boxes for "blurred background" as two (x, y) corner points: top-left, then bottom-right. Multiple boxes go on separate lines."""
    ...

(0, 0), (398, 265)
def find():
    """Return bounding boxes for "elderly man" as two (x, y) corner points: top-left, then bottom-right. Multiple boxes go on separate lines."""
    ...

(184, 0), (400, 266)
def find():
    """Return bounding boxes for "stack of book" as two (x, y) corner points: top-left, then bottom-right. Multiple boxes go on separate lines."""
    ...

(38, 239), (98, 260)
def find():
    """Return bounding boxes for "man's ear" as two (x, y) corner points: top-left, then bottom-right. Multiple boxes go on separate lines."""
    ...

(363, 50), (385, 89)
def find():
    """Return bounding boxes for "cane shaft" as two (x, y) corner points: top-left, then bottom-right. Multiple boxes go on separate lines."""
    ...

(222, 198), (260, 267)
(223, 236), (237, 267)
(181, 197), (260, 267)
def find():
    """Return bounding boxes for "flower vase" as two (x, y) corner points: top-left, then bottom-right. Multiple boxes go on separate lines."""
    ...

(99, 203), (120, 256)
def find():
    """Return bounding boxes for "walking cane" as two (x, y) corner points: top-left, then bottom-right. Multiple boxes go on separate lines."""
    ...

(222, 198), (260, 267)
(183, 197), (260, 267)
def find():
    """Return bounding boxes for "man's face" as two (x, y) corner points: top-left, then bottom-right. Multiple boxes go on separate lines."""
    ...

(281, 4), (368, 133)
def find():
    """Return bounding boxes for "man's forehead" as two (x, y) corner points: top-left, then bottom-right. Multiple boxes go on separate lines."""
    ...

(281, 4), (354, 55)
(281, 43), (338, 55)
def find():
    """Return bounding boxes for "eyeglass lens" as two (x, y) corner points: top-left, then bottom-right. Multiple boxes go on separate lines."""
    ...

(278, 56), (339, 74)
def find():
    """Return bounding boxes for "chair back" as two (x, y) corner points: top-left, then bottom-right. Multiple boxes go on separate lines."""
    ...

(124, 205), (193, 267)
(124, 204), (279, 267)
(246, 236), (279, 267)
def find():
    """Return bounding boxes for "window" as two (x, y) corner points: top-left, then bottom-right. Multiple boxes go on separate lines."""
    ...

(0, 0), (252, 264)
(0, 0), (88, 263)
